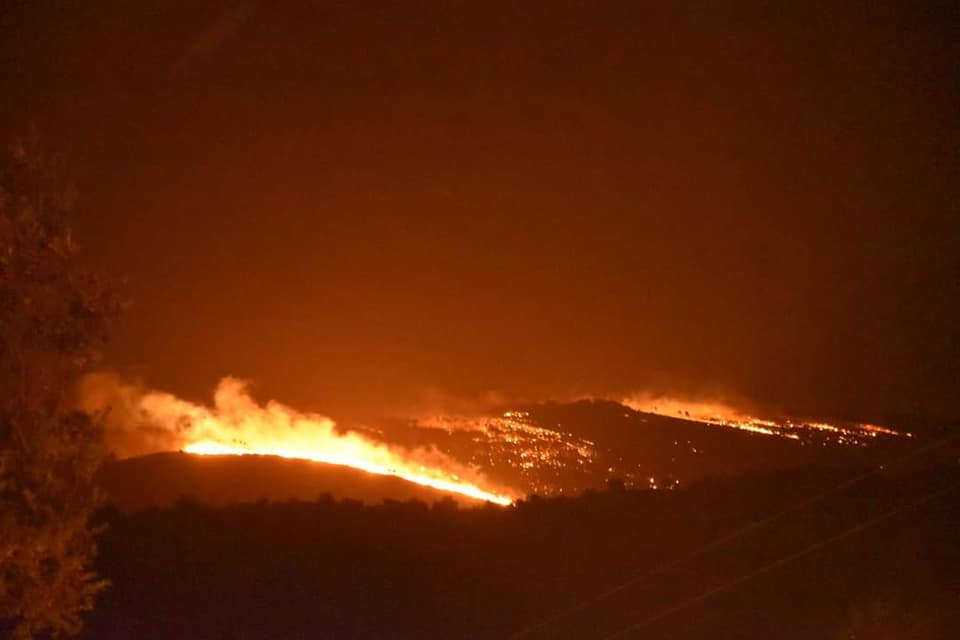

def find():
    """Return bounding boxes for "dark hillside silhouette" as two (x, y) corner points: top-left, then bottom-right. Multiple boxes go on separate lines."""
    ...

(97, 452), (499, 510)
(83, 464), (960, 639)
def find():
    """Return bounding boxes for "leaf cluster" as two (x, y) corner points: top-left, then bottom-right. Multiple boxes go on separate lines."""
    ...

(0, 133), (117, 638)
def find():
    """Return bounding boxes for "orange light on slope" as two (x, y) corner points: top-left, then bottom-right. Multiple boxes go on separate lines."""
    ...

(622, 395), (907, 444)
(183, 440), (513, 505)
(139, 378), (514, 506)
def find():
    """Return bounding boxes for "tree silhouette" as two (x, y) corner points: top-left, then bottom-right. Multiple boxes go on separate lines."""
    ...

(0, 134), (118, 638)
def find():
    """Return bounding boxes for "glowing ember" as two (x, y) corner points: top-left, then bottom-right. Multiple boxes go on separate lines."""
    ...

(81, 371), (913, 503)
(138, 378), (514, 506)
(622, 395), (910, 445)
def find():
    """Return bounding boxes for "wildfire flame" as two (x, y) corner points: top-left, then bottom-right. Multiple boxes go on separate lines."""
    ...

(622, 394), (909, 444)
(131, 378), (514, 506)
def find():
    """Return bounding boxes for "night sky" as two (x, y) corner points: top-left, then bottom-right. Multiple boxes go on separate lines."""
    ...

(2, 1), (958, 423)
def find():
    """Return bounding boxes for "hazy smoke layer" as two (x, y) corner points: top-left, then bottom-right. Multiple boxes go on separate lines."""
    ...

(77, 373), (466, 472)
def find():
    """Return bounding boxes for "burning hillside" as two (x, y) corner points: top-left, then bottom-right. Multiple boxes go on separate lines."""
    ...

(83, 375), (913, 509)
(81, 376), (514, 506)
(379, 400), (911, 497)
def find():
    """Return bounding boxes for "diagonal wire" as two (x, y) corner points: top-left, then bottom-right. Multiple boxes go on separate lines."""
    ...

(511, 432), (958, 639)
(602, 474), (960, 639)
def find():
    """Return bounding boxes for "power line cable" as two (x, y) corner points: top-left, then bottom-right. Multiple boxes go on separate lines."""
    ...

(511, 432), (958, 639)
(601, 474), (960, 639)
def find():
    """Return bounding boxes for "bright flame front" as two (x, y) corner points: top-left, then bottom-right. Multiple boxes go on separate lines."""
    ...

(139, 378), (513, 506)
(622, 394), (910, 445)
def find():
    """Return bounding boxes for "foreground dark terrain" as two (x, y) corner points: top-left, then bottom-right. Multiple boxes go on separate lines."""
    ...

(83, 461), (959, 639)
